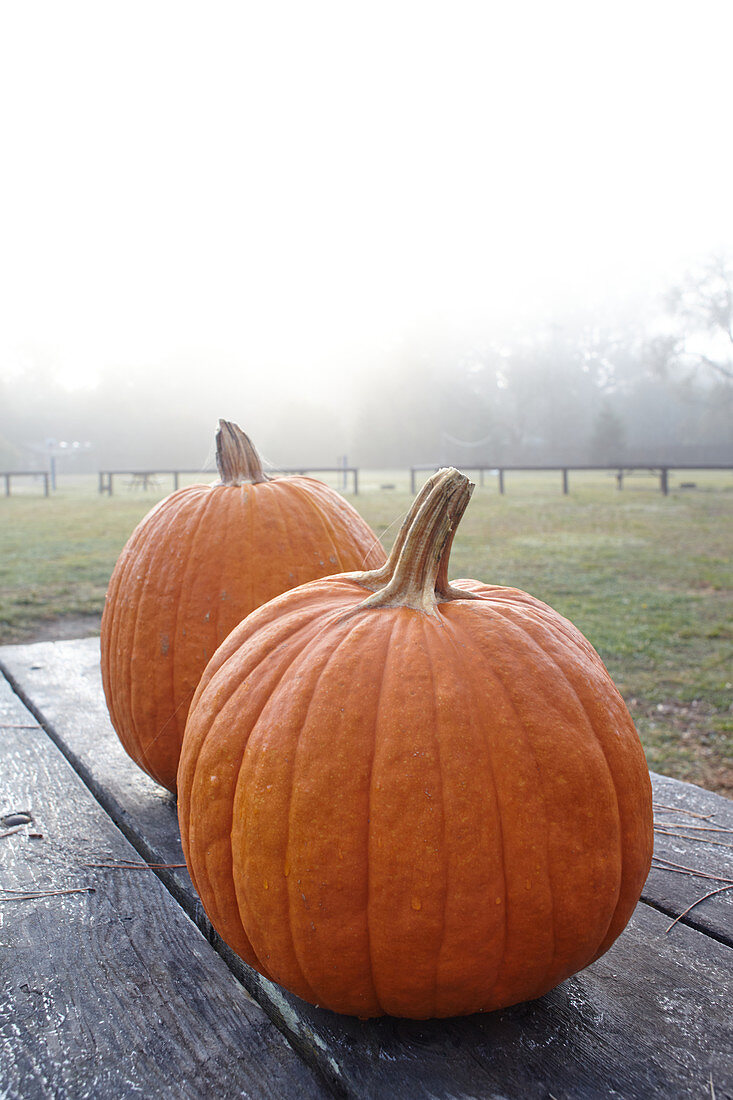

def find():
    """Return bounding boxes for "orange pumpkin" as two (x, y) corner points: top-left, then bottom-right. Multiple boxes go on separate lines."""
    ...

(101, 420), (385, 792)
(178, 467), (653, 1019)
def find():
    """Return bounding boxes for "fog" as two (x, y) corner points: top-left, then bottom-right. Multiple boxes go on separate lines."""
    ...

(2, 2), (732, 471)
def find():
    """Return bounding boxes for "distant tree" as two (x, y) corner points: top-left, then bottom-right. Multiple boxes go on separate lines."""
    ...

(589, 405), (626, 464)
(655, 254), (733, 395)
(467, 319), (641, 465)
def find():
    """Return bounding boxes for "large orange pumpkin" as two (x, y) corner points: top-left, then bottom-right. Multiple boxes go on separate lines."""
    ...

(178, 467), (653, 1019)
(101, 420), (385, 792)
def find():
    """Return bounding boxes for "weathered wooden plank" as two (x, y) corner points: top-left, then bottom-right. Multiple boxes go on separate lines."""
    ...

(1, 639), (732, 1099)
(645, 772), (733, 947)
(0, 678), (328, 1100)
(0, 639), (193, 913)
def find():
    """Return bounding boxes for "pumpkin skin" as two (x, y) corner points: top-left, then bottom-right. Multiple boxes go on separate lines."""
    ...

(178, 468), (653, 1019)
(100, 421), (385, 792)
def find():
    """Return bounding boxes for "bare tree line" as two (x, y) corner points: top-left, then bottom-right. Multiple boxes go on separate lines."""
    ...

(2, 257), (731, 473)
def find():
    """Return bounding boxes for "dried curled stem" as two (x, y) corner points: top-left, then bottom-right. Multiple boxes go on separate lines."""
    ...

(356, 468), (479, 615)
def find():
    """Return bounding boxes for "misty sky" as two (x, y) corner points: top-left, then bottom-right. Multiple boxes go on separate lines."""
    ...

(2, 1), (732, 403)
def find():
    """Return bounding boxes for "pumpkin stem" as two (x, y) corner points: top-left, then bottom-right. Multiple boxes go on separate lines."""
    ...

(215, 420), (270, 485)
(357, 468), (476, 614)
(353, 468), (448, 591)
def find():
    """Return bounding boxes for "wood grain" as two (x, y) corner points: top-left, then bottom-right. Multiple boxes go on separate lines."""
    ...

(0, 678), (327, 1100)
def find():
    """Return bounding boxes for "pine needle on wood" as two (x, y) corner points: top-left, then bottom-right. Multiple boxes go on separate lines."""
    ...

(664, 884), (733, 933)
(653, 828), (733, 849)
(0, 886), (95, 902)
(651, 855), (733, 885)
(652, 801), (715, 821)
(82, 861), (186, 869)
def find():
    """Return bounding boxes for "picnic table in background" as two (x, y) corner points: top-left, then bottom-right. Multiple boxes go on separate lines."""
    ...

(124, 472), (162, 491)
(1, 471), (50, 497)
(1, 638), (731, 1099)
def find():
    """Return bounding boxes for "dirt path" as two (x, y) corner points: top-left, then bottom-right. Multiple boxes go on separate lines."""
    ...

(16, 614), (102, 644)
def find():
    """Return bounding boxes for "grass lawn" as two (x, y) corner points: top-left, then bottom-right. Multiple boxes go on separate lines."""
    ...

(1, 469), (731, 795)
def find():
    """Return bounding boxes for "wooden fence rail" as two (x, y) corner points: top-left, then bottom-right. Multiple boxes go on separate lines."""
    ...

(2, 466), (731, 500)
(409, 464), (733, 496)
(98, 466), (360, 495)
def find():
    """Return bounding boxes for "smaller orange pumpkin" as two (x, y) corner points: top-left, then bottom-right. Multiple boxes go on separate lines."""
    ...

(101, 420), (385, 792)
(178, 468), (653, 1019)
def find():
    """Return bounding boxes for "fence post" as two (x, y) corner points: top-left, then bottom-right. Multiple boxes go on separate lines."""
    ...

(562, 468), (569, 495)
(43, 472), (50, 497)
(498, 469), (505, 494)
(660, 468), (669, 495)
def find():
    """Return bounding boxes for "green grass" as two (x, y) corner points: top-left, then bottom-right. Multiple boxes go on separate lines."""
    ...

(1, 470), (731, 794)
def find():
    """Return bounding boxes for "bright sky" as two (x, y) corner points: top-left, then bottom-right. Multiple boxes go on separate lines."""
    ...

(1, 0), (732, 396)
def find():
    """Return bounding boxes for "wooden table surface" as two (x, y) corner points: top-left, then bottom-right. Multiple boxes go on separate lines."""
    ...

(1, 638), (731, 1099)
